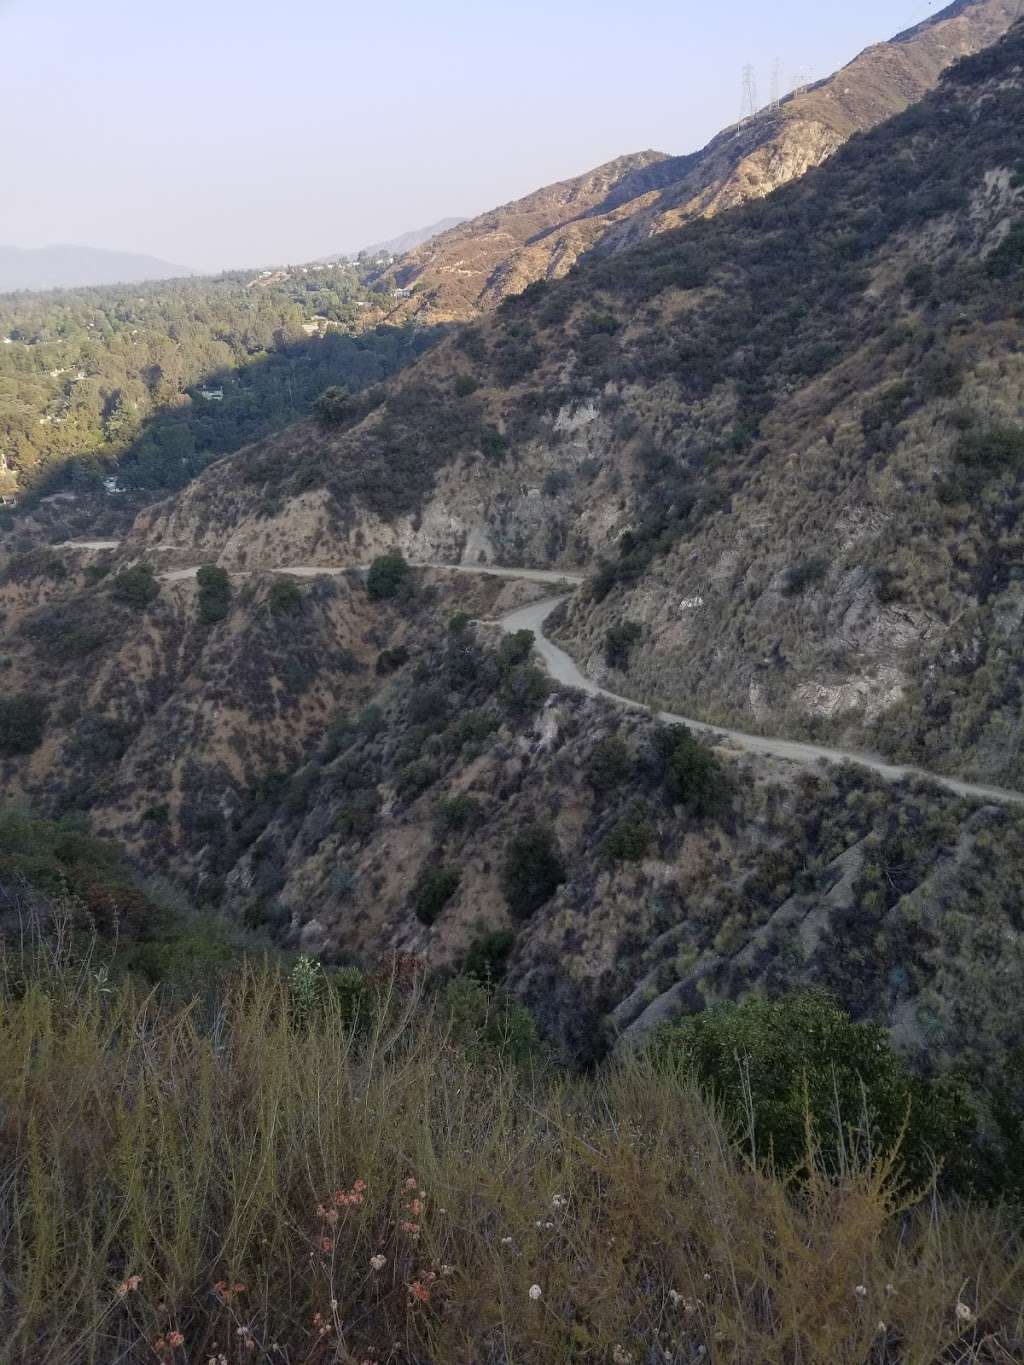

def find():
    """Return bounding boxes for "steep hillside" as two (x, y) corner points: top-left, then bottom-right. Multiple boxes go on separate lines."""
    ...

(135, 22), (1024, 787)
(376, 0), (1021, 321)
(6, 546), (1022, 1086)
(219, 604), (1024, 1081)
(0, 547), (547, 887)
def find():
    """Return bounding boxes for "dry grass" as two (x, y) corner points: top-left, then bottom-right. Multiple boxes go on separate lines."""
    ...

(0, 943), (1021, 1365)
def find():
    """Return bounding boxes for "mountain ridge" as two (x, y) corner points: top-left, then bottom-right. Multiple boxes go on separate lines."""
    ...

(376, 0), (1023, 321)
(0, 243), (193, 293)
(330, 216), (468, 261)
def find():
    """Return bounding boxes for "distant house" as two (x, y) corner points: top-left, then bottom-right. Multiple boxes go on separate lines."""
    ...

(103, 477), (124, 495)
(0, 494), (17, 507)
(198, 386), (224, 401)
(391, 287), (413, 299)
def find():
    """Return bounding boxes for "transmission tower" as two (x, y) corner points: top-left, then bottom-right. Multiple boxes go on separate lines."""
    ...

(741, 64), (759, 119)
(769, 57), (783, 109)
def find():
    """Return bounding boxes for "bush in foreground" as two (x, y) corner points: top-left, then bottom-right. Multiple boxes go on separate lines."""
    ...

(654, 992), (975, 1191)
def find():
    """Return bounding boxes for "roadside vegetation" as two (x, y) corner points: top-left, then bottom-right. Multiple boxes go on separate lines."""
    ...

(1, 921), (1022, 1365)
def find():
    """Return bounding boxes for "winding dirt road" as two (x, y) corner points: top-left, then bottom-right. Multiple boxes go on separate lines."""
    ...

(56, 542), (1024, 806)
(498, 593), (1024, 808)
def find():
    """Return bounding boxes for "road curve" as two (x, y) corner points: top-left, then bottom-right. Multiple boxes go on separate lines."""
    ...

(498, 594), (1024, 810)
(70, 546), (1023, 808)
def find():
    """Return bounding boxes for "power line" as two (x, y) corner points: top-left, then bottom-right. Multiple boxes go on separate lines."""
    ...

(741, 64), (759, 119)
(769, 57), (783, 109)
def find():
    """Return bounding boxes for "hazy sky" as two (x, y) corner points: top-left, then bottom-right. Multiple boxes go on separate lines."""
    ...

(2, 0), (948, 272)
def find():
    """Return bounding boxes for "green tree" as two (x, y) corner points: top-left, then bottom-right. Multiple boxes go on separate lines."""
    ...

(656, 725), (729, 818)
(602, 804), (653, 862)
(501, 825), (566, 920)
(366, 552), (412, 601)
(267, 578), (302, 615)
(111, 563), (159, 610)
(412, 865), (461, 926)
(587, 735), (632, 792)
(195, 564), (232, 624)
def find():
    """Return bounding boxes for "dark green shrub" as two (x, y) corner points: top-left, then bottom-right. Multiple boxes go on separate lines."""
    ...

(656, 725), (729, 818)
(587, 735), (632, 791)
(367, 552), (412, 601)
(397, 760), (437, 799)
(652, 993), (974, 1190)
(480, 428), (509, 461)
(500, 664), (549, 717)
(957, 424), (1024, 472)
(437, 793), (484, 832)
(453, 374), (478, 397)
(111, 563), (159, 610)
(441, 975), (543, 1066)
(497, 630), (534, 671)
(602, 805), (654, 862)
(782, 557), (828, 597)
(604, 620), (643, 670)
(412, 865), (461, 925)
(0, 694), (48, 755)
(313, 385), (356, 426)
(267, 578), (302, 615)
(463, 929), (516, 982)
(196, 564), (232, 624)
(443, 710), (498, 753)
(376, 645), (409, 675)
(330, 965), (371, 1029)
(408, 684), (449, 727)
(501, 824), (566, 920)
(904, 262), (934, 301)
(335, 789), (380, 837)
(448, 611), (470, 634)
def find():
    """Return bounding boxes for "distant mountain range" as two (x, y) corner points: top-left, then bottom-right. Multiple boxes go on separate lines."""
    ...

(378, 0), (1023, 320)
(0, 244), (193, 293)
(329, 218), (467, 263)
